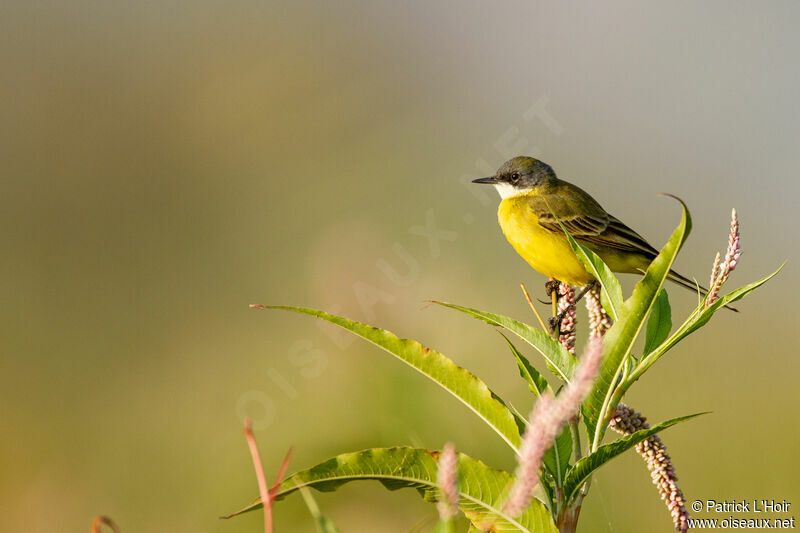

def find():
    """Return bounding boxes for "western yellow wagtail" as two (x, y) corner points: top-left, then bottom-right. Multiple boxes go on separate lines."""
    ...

(473, 156), (727, 322)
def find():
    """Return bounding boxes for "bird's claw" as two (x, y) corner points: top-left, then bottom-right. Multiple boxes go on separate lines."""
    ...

(545, 279), (561, 295)
(548, 308), (573, 336)
(543, 280), (561, 305)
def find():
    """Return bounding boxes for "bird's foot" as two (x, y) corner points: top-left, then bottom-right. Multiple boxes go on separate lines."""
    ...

(548, 308), (574, 336)
(571, 280), (598, 306)
(542, 279), (561, 305)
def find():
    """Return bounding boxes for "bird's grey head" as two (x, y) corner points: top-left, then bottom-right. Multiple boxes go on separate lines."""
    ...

(472, 156), (557, 199)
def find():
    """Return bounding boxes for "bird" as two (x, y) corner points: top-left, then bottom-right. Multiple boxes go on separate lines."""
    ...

(472, 156), (724, 316)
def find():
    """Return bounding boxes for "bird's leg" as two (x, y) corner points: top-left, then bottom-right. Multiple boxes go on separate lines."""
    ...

(549, 279), (560, 338)
(547, 281), (597, 336)
(571, 280), (597, 307)
(547, 279), (564, 335)
(548, 310), (567, 335)
(541, 279), (561, 306)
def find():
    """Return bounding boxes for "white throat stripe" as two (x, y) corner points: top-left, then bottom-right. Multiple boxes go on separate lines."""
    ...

(494, 183), (532, 199)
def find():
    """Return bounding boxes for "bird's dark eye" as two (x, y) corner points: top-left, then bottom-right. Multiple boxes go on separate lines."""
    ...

(510, 172), (520, 183)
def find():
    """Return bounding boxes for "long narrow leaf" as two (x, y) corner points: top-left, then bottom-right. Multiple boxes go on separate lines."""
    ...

(643, 288), (672, 355)
(633, 264), (783, 380)
(584, 198), (691, 448)
(224, 447), (558, 533)
(557, 221), (623, 321)
(431, 302), (577, 382)
(682, 264), (782, 337)
(562, 412), (705, 502)
(251, 306), (522, 451)
(501, 333), (550, 398)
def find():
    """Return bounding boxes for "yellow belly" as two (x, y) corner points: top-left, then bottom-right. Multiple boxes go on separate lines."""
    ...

(497, 196), (594, 286)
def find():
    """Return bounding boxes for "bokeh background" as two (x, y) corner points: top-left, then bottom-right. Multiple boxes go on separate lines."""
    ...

(2, 1), (799, 531)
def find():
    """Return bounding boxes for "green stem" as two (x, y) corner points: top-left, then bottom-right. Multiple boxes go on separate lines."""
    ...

(570, 420), (582, 461)
(555, 495), (582, 533)
(628, 306), (702, 387)
(590, 361), (626, 453)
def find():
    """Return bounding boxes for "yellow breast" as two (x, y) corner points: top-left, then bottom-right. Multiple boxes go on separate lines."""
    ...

(497, 195), (594, 286)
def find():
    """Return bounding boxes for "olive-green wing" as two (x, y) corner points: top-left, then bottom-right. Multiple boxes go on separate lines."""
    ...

(532, 193), (659, 258)
(600, 215), (660, 258)
(530, 192), (609, 236)
(530, 186), (737, 308)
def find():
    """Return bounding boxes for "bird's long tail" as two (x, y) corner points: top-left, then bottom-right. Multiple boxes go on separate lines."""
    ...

(666, 269), (738, 312)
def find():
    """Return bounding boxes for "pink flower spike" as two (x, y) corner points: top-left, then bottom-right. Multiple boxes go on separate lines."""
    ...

(503, 393), (554, 518)
(557, 283), (577, 354)
(436, 443), (459, 520)
(503, 337), (604, 519)
(706, 208), (741, 307)
(552, 336), (603, 423)
(709, 252), (721, 289)
(586, 285), (612, 338)
(720, 208), (740, 282)
(610, 404), (690, 531)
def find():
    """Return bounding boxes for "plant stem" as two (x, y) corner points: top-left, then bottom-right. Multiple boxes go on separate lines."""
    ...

(555, 498), (582, 533)
(569, 421), (582, 461)
(521, 282), (550, 333)
(244, 418), (273, 533)
(590, 362), (625, 453)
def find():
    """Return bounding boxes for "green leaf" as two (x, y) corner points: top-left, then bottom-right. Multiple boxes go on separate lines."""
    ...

(632, 263), (783, 381)
(690, 264), (783, 335)
(252, 306), (522, 451)
(557, 221), (623, 321)
(431, 301), (577, 382)
(297, 484), (342, 533)
(224, 447), (558, 533)
(546, 426), (573, 490)
(643, 288), (672, 355)
(562, 412), (705, 502)
(583, 198), (692, 448)
(500, 334), (572, 486)
(501, 333), (550, 398)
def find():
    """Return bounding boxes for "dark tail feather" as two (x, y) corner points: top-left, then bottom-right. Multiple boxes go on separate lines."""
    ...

(667, 270), (738, 312)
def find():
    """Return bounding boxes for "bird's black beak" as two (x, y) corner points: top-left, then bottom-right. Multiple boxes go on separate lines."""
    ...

(472, 176), (497, 184)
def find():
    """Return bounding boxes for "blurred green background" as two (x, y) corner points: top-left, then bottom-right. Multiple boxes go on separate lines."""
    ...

(2, 1), (798, 531)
